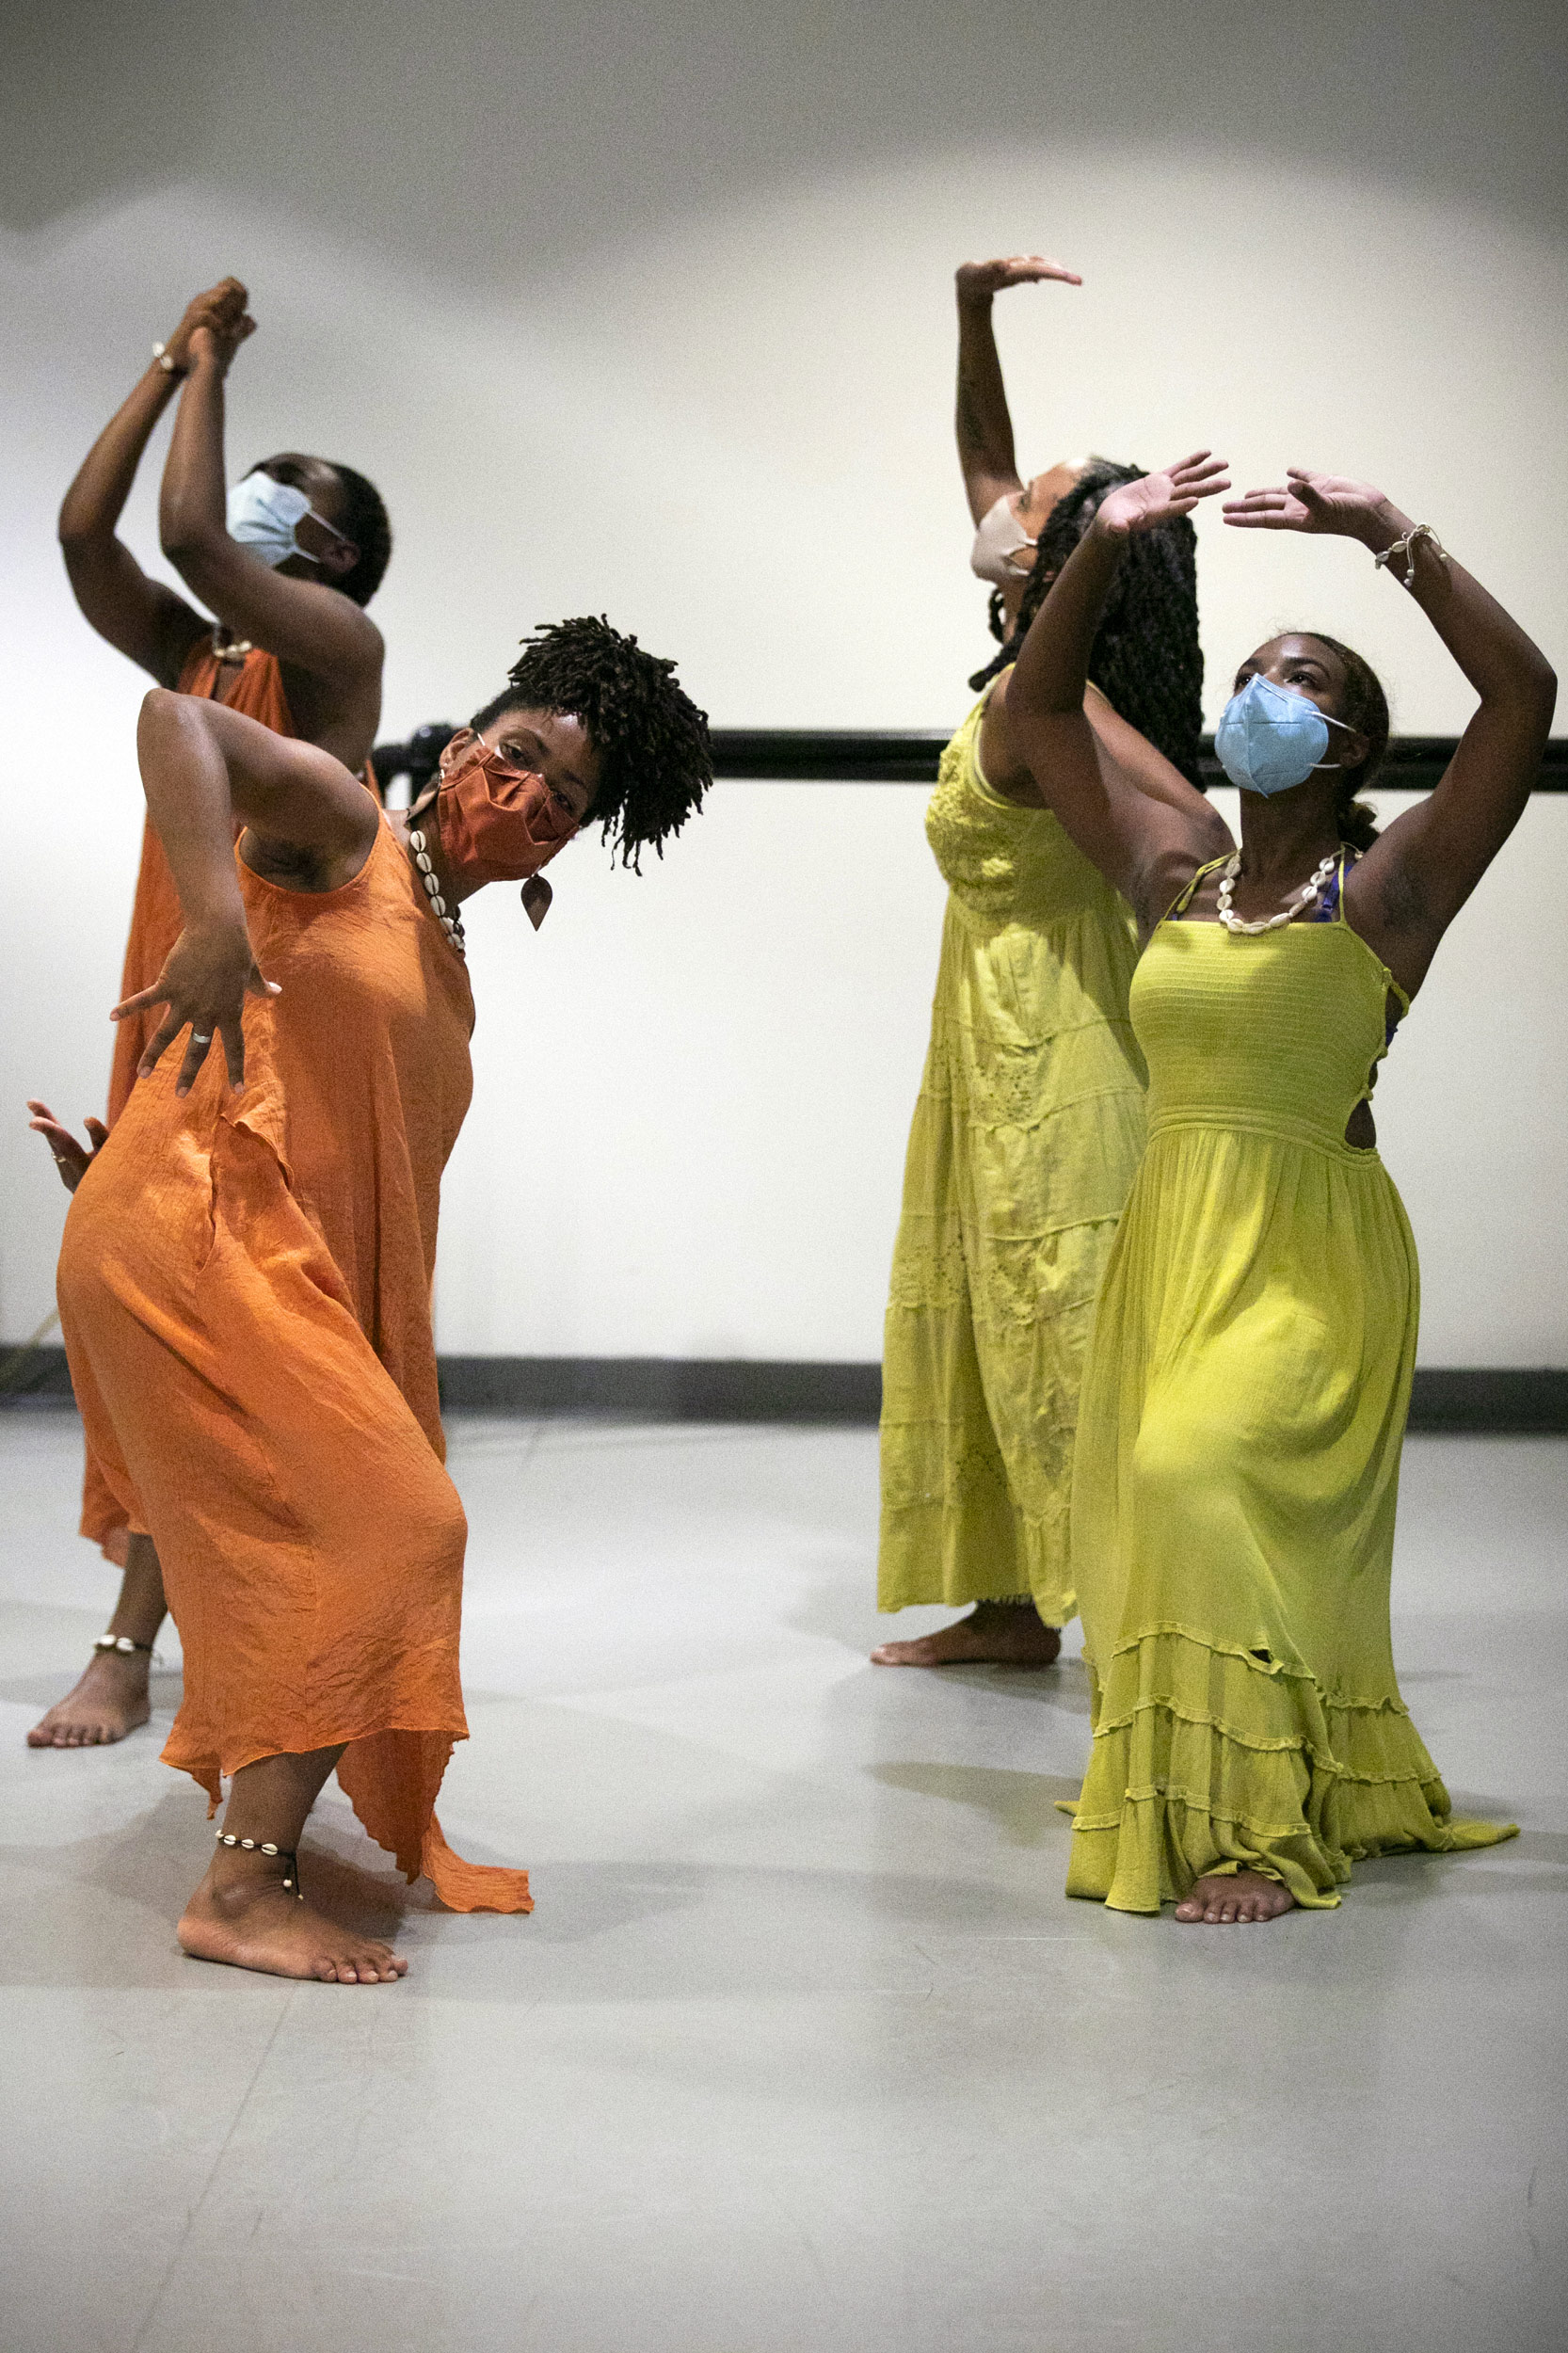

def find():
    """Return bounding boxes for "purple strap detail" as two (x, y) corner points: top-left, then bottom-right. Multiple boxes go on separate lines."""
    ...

(1309, 859), (1344, 922)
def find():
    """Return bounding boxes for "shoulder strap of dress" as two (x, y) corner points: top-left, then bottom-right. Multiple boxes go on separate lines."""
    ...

(1163, 854), (1229, 924)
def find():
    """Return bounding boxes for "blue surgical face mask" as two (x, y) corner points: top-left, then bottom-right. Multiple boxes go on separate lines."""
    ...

(1213, 672), (1354, 796)
(226, 472), (343, 569)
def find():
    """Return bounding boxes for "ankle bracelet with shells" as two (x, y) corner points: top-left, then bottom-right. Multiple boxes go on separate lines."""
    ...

(215, 1827), (302, 1899)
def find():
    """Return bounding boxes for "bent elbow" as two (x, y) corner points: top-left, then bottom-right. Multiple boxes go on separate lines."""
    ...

(138, 685), (183, 733)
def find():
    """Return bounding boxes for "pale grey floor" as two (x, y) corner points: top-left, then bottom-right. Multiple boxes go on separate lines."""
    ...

(0, 1409), (1563, 2353)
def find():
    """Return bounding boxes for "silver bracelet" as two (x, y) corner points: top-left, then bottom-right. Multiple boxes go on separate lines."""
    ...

(152, 340), (184, 377)
(1374, 522), (1448, 589)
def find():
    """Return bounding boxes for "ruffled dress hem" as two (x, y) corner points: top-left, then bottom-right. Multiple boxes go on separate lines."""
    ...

(1064, 1629), (1517, 1913)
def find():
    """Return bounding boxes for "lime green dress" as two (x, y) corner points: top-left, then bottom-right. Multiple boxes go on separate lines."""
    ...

(879, 689), (1147, 1623)
(1067, 861), (1516, 1911)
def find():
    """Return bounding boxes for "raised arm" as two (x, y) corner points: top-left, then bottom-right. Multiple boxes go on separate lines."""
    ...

(158, 327), (383, 721)
(1224, 472), (1558, 994)
(117, 693), (379, 1096)
(1002, 454), (1233, 930)
(56, 280), (248, 684)
(954, 255), (1080, 527)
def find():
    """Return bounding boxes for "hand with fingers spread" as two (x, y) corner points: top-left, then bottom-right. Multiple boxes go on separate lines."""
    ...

(956, 252), (1084, 304)
(112, 920), (280, 1097)
(1223, 468), (1394, 546)
(27, 1101), (109, 1194)
(1093, 451), (1232, 540)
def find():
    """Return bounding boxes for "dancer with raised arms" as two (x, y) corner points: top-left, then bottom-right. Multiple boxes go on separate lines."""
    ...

(38, 618), (710, 1981)
(33, 276), (392, 1751)
(954, 250), (1087, 642)
(873, 250), (1227, 1669)
(1002, 452), (1553, 1921)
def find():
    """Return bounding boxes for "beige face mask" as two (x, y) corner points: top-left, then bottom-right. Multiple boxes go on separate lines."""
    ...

(969, 494), (1037, 587)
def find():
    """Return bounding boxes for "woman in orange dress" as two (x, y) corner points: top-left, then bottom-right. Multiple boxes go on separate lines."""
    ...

(36, 616), (711, 1982)
(35, 282), (392, 1748)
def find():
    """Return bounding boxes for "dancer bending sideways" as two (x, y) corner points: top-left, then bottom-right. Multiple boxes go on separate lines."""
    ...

(33, 276), (392, 1751)
(1004, 452), (1552, 1922)
(873, 251), (1228, 1669)
(39, 618), (710, 1981)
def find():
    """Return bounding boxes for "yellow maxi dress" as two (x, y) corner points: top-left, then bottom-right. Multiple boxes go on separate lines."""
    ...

(879, 689), (1147, 1623)
(1067, 861), (1516, 1911)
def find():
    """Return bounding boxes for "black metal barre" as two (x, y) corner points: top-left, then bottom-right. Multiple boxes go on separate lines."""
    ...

(709, 731), (1568, 792)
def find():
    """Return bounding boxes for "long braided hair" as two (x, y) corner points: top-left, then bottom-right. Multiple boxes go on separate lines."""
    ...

(969, 459), (1205, 788)
(1291, 631), (1387, 851)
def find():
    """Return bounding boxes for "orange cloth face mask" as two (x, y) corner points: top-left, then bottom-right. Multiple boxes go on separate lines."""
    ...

(437, 737), (582, 885)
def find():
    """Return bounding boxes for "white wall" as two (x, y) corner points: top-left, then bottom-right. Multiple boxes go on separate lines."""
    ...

(2, 2), (1565, 1366)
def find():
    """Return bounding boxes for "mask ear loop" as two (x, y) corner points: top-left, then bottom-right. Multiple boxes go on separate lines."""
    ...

(1311, 711), (1356, 773)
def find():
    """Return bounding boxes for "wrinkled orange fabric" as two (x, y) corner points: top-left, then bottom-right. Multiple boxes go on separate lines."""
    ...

(82, 643), (301, 1562)
(58, 817), (531, 1913)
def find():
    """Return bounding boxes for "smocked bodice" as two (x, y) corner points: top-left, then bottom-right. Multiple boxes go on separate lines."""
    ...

(1131, 907), (1403, 1159)
(926, 692), (1135, 935)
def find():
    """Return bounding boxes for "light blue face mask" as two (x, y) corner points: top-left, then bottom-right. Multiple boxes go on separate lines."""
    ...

(1213, 672), (1354, 796)
(226, 472), (343, 569)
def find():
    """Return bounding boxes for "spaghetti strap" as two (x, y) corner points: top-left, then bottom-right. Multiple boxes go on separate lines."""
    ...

(1162, 855), (1229, 926)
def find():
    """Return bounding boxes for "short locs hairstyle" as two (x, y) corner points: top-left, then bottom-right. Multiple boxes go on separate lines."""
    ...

(970, 458), (1205, 790)
(472, 616), (712, 870)
(257, 456), (392, 607)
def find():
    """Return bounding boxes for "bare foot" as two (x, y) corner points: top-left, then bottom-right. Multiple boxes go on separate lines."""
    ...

(1175, 1869), (1296, 1925)
(27, 1650), (152, 1748)
(178, 1861), (407, 1983)
(871, 1601), (1063, 1670)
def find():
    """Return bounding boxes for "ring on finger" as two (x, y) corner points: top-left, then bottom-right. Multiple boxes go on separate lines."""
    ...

(191, 1032), (213, 1044)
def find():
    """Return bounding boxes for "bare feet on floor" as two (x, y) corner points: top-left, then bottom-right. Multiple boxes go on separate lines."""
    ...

(870, 1601), (1063, 1670)
(1175, 1869), (1296, 1925)
(178, 1861), (407, 1983)
(27, 1650), (152, 1747)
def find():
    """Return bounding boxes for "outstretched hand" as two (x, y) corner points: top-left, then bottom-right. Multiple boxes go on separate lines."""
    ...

(1223, 468), (1392, 541)
(26, 1102), (108, 1195)
(1096, 452), (1230, 538)
(956, 253), (1083, 301)
(112, 920), (280, 1097)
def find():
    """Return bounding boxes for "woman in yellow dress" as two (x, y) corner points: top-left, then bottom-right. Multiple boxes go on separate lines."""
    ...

(873, 253), (1228, 1667)
(1002, 451), (1555, 1921)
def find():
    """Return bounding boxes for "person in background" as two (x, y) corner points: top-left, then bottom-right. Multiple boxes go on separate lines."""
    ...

(1004, 452), (1550, 1922)
(872, 251), (1228, 1669)
(34, 617), (711, 1981)
(31, 276), (392, 1753)
(954, 251), (1088, 644)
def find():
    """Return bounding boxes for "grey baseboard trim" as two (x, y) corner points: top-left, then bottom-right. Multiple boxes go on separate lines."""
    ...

(0, 1343), (75, 1401)
(435, 1353), (884, 1421)
(5, 1345), (1567, 1433)
(1406, 1368), (1568, 1433)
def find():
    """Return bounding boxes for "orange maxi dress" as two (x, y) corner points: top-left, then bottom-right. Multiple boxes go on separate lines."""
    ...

(57, 815), (531, 1913)
(82, 641), (305, 1562)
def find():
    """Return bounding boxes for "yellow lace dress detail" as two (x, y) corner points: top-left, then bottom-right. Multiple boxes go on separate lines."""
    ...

(878, 688), (1146, 1620)
(1066, 874), (1517, 1910)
